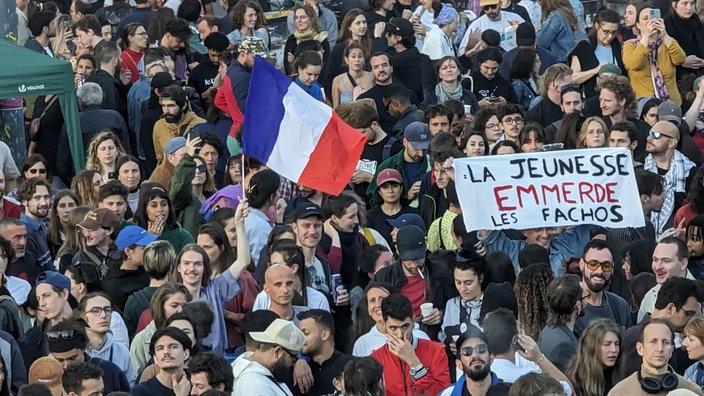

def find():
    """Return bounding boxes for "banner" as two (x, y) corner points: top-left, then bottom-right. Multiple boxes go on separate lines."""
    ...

(453, 148), (645, 231)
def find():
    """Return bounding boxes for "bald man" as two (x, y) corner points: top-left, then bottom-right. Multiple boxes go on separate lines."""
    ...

(261, 265), (309, 324)
(644, 120), (696, 235)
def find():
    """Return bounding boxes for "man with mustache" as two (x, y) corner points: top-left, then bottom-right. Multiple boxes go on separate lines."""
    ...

(131, 327), (192, 396)
(72, 208), (121, 278)
(151, 85), (205, 166)
(18, 178), (53, 271)
(370, 293), (450, 395)
(573, 239), (632, 337)
(232, 318), (306, 395)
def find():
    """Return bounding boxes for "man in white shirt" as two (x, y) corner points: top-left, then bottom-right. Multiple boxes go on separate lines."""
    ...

(459, 0), (524, 54)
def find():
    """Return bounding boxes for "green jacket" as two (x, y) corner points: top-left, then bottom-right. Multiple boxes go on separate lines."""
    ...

(170, 155), (205, 237)
(366, 150), (430, 202)
(159, 225), (195, 254)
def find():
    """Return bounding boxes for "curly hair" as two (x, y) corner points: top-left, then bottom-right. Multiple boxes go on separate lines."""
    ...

(231, 0), (265, 30)
(568, 319), (622, 396)
(514, 263), (554, 339)
(85, 130), (126, 176)
(472, 106), (499, 136)
(597, 76), (636, 114)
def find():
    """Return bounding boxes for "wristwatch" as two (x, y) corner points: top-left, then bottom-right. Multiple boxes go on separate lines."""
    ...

(409, 363), (428, 380)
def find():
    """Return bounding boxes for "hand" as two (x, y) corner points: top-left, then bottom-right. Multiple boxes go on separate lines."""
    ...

(478, 97), (495, 107)
(350, 169), (373, 184)
(443, 157), (455, 181)
(234, 199), (250, 225)
(684, 55), (704, 69)
(374, 22), (386, 38)
(659, 218), (686, 241)
(188, 61), (199, 70)
(323, 218), (339, 238)
(293, 359), (314, 394)
(387, 333), (421, 366)
(421, 307), (442, 325)
(148, 216), (165, 235)
(412, 20), (425, 35)
(407, 181), (421, 201)
(335, 288), (350, 306)
(172, 373), (191, 396)
(474, 241), (486, 256)
(185, 135), (202, 157)
(119, 68), (131, 85)
(287, 51), (295, 63)
(275, 198), (287, 223)
(515, 334), (542, 362)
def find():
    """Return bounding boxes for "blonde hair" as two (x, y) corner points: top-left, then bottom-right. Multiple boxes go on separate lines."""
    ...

(568, 319), (622, 396)
(86, 131), (126, 175)
(71, 170), (100, 208)
(577, 116), (609, 148)
(56, 206), (92, 259)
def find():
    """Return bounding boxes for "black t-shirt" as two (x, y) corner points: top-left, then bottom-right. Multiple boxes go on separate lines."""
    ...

(292, 351), (353, 396)
(358, 85), (419, 133)
(366, 205), (417, 246)
(388, 47), (424, 100)
(525, 96), (564, 128)
(467, 72), (517, 104)
(188, 60), (219, 96)
(131, 376), (175, 396)
(354, 134), (404, 201)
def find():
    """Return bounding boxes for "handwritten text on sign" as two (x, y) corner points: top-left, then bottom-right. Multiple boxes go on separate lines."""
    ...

(453, 148), (645, 231)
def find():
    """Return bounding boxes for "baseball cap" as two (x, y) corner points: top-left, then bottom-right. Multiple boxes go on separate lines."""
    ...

(35, 271), (71, 290)
(515, 22), (535, 46)
(239, 36), (269, 57)
(29, 357), (63, 396)
(657, 100), (682, 125)
(249, 318), (306, 352)
(116, 226), (158, 252)
(165, 136), (187, 155)
(396, 225), (427, 261)
(376, 169), (403, 187)
(151, 72), (174, 89)
(78, 208), (120, 230)
(404, 122), (431, 150)
(384, 17), (414, 37)
(293, 202), (323, 220)
(480, 0), (500, 6)
(387, 213), (426, 232)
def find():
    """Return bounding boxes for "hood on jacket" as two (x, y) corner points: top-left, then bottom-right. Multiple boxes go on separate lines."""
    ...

(232, 352), (274, 382)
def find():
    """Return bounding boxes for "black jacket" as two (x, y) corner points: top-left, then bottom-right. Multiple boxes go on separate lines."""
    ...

(86, 69), (130, 121)
(568, 36), (626, 98)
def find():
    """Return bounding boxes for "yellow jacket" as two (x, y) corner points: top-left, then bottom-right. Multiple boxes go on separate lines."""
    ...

(622, 38), (686, 104)
(152, 111), (205, 165)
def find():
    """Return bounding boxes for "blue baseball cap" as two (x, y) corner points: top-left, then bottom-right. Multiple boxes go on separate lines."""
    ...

(404, 122), (431, 150)
(36, 271), (71, 291)
(387, 213), (426, 233)
(116, 226), (158, 251)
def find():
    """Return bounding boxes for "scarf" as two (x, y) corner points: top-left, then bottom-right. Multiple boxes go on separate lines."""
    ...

(643, 150), (695, 235)
(435, 81), (463, 103)
(293, 29), (328, 44)
(666, 13), (703, 56)
(630, 38), (669, 100)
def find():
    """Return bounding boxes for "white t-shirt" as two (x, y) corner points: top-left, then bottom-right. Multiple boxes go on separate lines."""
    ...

(413, 5), (438, 51)
(422, 25), (456, 60)
(252, 287), (330, 311)
(459, 11), (524, 54)
(353, 324), (429, 357)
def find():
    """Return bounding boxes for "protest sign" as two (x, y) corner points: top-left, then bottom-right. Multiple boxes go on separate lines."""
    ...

(453, 148), (645, 231)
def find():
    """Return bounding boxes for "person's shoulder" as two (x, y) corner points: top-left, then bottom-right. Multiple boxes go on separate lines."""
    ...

(677, 373), (704, 394)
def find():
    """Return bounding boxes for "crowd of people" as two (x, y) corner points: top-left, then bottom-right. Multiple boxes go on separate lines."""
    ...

(9, 0), (704, 394)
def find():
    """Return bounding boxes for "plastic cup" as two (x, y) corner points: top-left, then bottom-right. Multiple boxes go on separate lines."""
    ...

(420, 303), (433, 317)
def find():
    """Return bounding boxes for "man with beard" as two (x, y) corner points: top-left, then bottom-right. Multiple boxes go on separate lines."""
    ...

(544, 83), (584, 142)
(152, 85), (205, 166)
(358, 52), (410, 133)
(71, 208), (121, 278)
(367, 122), (431, 206)
(370, 293), (450, 395)
(598, 76), (650, 160)
(289, 310), (351, 396)
(617, 277), (703, 387)
(438, 323), (511, 396)
(573, 239), (632, 336)
(644, 121), (696, 236)
(131, 327), (192, 396)
(285, 185), (325, 221)
(685, 215), (704, 279)
(232, 318), (306, 395)
(459, 0), (524, 53)
(17, 179), (53, 271)
(0, 218), (38, 283)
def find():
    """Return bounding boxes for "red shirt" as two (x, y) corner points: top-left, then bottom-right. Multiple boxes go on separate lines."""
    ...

(401, 274), (425, 318)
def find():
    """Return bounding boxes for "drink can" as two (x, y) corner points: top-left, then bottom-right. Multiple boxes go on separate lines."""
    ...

(331, 274), (343, 303)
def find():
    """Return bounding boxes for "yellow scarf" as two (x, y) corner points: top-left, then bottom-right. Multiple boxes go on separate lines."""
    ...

(293, 29), (328, 44)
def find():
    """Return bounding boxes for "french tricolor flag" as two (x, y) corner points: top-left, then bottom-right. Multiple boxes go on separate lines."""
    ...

(242, 56), (367, 196)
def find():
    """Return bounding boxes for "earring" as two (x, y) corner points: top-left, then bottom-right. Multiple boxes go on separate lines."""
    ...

(127, 255), (131, 260)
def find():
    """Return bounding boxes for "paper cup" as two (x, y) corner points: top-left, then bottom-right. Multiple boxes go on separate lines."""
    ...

(420, 303), (433, 317)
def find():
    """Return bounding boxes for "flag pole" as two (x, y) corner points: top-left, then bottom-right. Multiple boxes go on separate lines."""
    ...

(241, 153), (246, 201)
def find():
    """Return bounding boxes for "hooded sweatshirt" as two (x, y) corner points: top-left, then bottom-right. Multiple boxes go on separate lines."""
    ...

(231, 352), (293, 396)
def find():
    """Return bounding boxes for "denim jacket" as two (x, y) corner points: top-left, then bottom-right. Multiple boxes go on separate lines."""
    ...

(536, 10), (577, 62)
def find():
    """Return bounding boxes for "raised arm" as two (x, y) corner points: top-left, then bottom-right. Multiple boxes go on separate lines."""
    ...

(228, 200), (252, 279)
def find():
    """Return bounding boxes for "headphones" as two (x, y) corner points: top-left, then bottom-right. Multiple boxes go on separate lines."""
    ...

(637, 367), (679, 394)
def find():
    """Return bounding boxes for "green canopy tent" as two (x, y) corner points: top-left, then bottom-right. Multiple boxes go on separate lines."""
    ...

(0, 40), (84, 171)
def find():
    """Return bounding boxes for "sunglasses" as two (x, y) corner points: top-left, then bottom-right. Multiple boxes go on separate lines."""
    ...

(585, 260), (614, 272)
(28, 168), (47, 174)
(649, 130), (675, 140)
(196, 164), (207, 173)
(46, 329), (75, 341)
(482, 4), (498, 10)
(460, 343), (488, 356)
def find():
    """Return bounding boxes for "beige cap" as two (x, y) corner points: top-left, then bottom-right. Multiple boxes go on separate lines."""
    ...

(249, 318), (305, 352)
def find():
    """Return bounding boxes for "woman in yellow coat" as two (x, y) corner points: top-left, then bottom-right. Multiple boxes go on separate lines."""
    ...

(622, 3), (686, 104)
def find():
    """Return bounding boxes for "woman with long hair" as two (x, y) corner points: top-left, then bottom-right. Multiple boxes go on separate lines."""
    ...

(623, 2), (686, 104)
(173, 200), (251, 355)
(196, 222), (236, 277)
(326, 9), (372, 92)
(284, 4), (330, 75)
(514, 264), (554, 340)
(71, 170), (101, 208)
(48, 189), (79, 256)
(292, 51), (325, 101)
(56, 206), (92, 272)
(224, 154), (243, 188)
(576, 116), (609, 148)
(519, 123), (545, 153)
(226, 0), (269, 48)
(119, 23), (147, 84)
(50, 14), (73, 60)
(536, 0), (581, 62)
(146, 7), (175, 46)
(639, 97), (663, 126)
(244, 169), (281, 265)
(510, 48), (541, 110)
(554, 112), (586, 150)
(568, 319), (622, 396)
(460, 131), (489, 157)
(621, 239), (657, 280)
(115, 155), (141, 214)
(133, 188), (194, 253)
(86, 131), (126, 182)
(331, 44), (373, 107)
(422, 55), (479, 110)
(473, 107), (502, 147)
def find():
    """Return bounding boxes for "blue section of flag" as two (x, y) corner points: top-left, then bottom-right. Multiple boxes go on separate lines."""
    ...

(241, 56), (291, 164)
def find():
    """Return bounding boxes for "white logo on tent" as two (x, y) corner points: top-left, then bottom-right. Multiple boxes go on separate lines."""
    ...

(18, 84), (45, 93)
(18, 85), (26, 93)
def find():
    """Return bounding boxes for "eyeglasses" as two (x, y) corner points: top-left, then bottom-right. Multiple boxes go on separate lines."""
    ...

(46, 330), (75, 341)
(502, 117), (524, 125)
(585, 260), (614, 272)
(283, 348), (298, 362)
(85, 306), (112, 316)
(598, 25), (619, 36)
(132, 31), (147, 36)
(649, 130), (675, 140)
(482, 4), (498, 10)
(485, 123), (500, 130)
(196, 164), (207, 173)
(681, 308), (698, 317)
(460, 343), (488, 356)
(28, 168), (47, 175)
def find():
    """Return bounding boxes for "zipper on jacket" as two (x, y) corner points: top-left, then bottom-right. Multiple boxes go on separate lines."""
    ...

(400, 358), (409, 395)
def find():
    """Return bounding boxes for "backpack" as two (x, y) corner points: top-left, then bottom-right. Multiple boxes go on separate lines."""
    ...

(382, 136), (397, 162)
